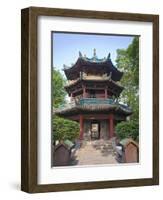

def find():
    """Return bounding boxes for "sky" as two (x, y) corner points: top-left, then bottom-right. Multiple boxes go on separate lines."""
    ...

(52, 32), (134, 77)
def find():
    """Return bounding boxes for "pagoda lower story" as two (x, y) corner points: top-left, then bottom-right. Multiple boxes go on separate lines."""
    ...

(66, 114), (116, 140)
(55, 102), (132, 140)
(78, 114), (116, 140)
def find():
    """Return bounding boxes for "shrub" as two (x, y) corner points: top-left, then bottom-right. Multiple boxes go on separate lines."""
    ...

(53, 116), (80, 143)
(115, 120), (139, 140)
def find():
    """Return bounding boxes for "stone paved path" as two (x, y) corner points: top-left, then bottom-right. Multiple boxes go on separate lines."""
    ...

(71, 139), (118, 165)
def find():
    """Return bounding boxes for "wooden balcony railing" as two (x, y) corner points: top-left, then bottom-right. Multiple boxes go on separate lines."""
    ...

(78, 98), (114, 105)
(54, 98), (132, 113)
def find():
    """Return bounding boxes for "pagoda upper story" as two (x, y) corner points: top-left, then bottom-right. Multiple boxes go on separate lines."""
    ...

(63, 49), (124, 99)
(63, 49), (123, 82)
(55, 49), (132, 119)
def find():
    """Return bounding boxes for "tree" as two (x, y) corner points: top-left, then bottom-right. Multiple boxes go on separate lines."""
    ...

(52, 69), (66, 108)
(53, 116), (79, 142)
(52, 69), (79, 143)
(115, 120), (139, 141)
(116, 37), (139, 121)
(115, 37), (139, 140)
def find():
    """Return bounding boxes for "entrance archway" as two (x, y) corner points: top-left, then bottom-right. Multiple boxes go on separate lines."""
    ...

(91, 121), (100, 139)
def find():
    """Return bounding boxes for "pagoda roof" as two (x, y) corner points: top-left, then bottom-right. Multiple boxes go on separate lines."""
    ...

(63, 49), (123, 82)
(54, 104), (132, 118)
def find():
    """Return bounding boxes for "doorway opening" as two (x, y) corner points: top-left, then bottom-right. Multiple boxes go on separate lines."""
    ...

(91, 121), (100, 139)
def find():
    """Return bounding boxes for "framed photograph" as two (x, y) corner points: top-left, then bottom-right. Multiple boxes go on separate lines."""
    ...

(21, 7), (159, 193)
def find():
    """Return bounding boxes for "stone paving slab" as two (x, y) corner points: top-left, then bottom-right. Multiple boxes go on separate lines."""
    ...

(71, 139), (118, 165)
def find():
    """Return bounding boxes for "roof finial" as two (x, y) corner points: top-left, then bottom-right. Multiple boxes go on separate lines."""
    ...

(93, 48), (96, 57)
(107, 52), (111, 60)
(79, 51), (82, 57)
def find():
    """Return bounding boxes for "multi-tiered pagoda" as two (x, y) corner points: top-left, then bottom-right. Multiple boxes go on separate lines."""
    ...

(55, 49), (132, 140)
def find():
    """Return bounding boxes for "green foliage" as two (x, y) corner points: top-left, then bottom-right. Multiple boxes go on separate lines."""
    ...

(53, 116), (80, 142)
(116, 37), (139, 121)
(115, 37), (139, 141)
(115, 120), (139, 141)
(52, 69), (79, 143)
(52, 69), (66, 108)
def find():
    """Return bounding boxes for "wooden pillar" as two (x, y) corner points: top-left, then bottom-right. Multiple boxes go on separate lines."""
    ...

(105, 88), (108, 99)
(70, 93), (73, 101)
(109, 114), (114, 138)
(79, 115), (84, 140)
(83, 85), (86, 98)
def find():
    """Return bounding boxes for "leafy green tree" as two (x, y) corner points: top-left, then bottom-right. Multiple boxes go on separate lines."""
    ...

(115, 37), (139, 140)
(53, 116), (79, 142)
(52, 69), (66, 108)
(52, 69), (79, 143)
(115, 120), (139, 141)
(116, 37), (139, 121)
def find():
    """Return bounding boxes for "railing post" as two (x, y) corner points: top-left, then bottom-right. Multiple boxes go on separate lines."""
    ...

(105, 87), (108, 99)
(83, 85), (86, 98)
(70, 93), (73, 101)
